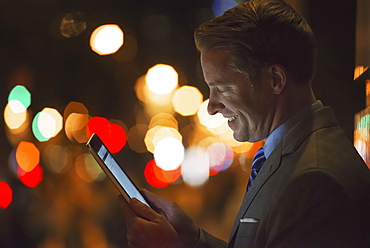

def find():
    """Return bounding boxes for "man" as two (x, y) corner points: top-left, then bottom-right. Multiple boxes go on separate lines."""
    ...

(119, 0), (370, 247)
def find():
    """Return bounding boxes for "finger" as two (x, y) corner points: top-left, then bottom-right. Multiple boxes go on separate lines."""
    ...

(140, 189), (169, 212)
(130, 197), (161, 221)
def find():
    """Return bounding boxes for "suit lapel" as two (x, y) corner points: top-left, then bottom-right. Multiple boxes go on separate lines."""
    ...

(227, 145), (283, 245)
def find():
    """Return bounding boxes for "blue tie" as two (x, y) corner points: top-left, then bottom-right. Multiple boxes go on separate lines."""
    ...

(247, 148), (266, 192)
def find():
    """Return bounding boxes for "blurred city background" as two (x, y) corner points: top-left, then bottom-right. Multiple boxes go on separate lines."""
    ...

(1, 0), (369, 247)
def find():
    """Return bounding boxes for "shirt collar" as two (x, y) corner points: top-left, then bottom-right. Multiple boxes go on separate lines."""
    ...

(263, 101), (323, 159)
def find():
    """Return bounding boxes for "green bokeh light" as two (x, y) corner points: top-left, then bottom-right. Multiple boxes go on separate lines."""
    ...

(32, 112), (49, 142)
(8, 85), (31, 109)
(357, 114), (370, 130)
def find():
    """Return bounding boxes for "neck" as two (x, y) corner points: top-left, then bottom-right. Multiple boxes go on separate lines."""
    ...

(270, 83), (316, 135)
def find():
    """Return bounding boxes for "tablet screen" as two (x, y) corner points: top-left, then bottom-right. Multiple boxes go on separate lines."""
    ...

(87, 133), (150, 206)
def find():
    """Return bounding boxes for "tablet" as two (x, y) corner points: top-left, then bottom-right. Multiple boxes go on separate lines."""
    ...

(86, 133), (150, 207)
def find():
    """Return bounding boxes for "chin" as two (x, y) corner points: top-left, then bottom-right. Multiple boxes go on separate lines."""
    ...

(233, 132), (262, 143)
(233, 132), (248, 143)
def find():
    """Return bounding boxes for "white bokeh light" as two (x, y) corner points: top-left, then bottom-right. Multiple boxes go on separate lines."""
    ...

(8, 100), (27, 114)
(38, 108), (63, 139)
(181, 147), (210, 187)
(90, 24), (124, 55)
(145, 64), (178, 95)
(154, 137), (184, 171)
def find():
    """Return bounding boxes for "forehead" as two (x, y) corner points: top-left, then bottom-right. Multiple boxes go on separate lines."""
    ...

(201, 49), (232, 82)
(201, 48), (230, 69)
(201, 48), (252, 90)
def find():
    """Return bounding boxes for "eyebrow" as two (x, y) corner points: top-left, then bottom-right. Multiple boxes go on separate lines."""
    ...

(208, 81), (223, 87)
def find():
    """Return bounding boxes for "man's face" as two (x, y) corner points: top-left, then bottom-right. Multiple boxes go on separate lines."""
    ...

(201, 49), (276, 142)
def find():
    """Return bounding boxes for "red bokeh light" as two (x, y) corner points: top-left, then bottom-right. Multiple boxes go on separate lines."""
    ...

(144, 159), (181, 188)
(0, 182), (13, 209)
(144, 160), (169, 188)
(86, 116), (126, 153)
(18, 164), (43, 188)
(154, 161), (181, 183)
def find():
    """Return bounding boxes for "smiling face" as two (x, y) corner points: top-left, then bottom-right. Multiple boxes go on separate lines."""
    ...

(201, 48), (277, 142)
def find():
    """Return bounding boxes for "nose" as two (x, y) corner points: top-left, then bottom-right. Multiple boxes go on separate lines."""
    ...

(207, 95), (225, 115)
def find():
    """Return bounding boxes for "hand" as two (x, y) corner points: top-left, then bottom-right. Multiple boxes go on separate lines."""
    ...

(118, 195), (185, 248)
(140, 189), (200, 248)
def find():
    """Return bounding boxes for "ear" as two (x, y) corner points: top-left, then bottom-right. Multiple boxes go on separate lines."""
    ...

(269, 64), (287, 95)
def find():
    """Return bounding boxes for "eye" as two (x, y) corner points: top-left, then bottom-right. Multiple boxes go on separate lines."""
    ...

(217, 87), (226, 93)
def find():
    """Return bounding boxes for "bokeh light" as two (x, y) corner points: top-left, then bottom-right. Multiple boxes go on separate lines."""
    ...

(353, 66), (368, 80)
(354, 109), (370, 168)
(4, 102), (28, 130)
(212, 0), (238, 17)
(16, 141), (40, 172)
(65, 113), (90, 143)
(32, 112), (48, 142)
(127, 124), (148, 153)
(357, 114), (370, 141)
(144, 159), (181, 188)
(5, 118), (32, 148)
(181, 147), (209, 187)
(0, 182), (13, 209)
(86, 116), (126, 153)
(154, 137), (184, 171)
(18, 164), (43, 188)
(149, 113), (178, 130)
(75, 153), (106, 183)
(145, 64), (178, 95)
(134, 75), (150, 104)
(39, 108), (63, 139)
(60, 11), (87, 38)
(354, 138), (367, 162)
(32, 108), (63, 142)
(206, 142), (234, 175)
(8, 85), (31, 113)
(64, 101), (90, 143)
(90, 24), (124, 55)
(144, 159), (170, 188)
(172, 86), (203, 116)
(64, 101), (89, 119)
(43, 144), (72, 174)
(134, 74), (175, 115)
(8, 100), (27, 114)
(144, 126), (182, 154)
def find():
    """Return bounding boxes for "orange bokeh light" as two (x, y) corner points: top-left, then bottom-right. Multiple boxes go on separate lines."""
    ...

(172, 86), (203, 116)
(149, 113), (178, 130)
(127, 124), (149, 153)
(16, 141), (40, 172)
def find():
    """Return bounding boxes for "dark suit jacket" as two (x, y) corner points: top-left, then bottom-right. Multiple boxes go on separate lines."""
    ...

(199, 106), (370, 248)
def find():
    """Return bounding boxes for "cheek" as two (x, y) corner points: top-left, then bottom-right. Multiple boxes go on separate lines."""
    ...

(236, 97), (255, 115)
